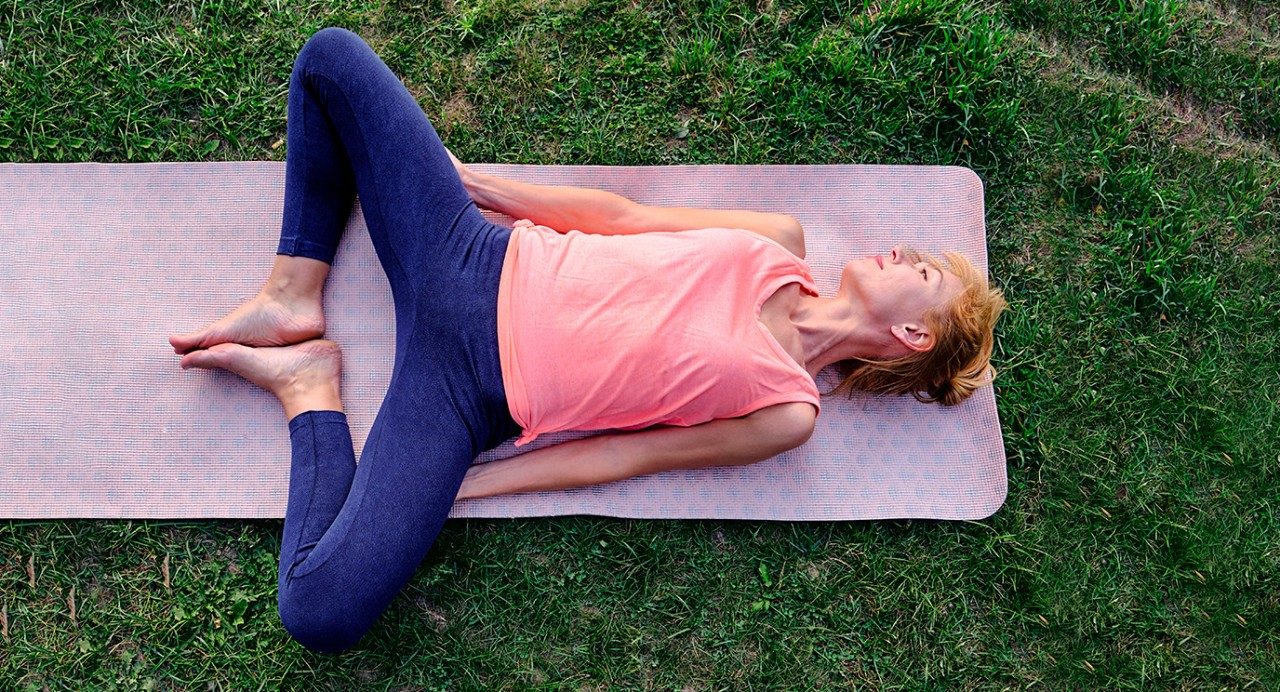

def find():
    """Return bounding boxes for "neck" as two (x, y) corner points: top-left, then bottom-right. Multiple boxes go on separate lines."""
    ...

(791, 290), (895, 379)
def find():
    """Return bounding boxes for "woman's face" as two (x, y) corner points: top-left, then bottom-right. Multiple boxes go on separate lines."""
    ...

(839, 247), (965, 340)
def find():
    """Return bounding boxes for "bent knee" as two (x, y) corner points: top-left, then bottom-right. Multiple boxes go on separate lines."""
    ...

(278, 598), (369, 654)
(301, 26), (368, 60)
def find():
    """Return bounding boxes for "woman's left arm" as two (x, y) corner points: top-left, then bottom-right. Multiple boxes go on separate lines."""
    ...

(442, 146), (802, 256)
(446, 145), (634, 230)
(455, 403), (814, 500)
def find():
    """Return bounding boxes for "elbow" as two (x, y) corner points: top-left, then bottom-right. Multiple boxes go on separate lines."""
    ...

(777, 216), (806, 259)
(749, 401), (816, 457)
(788, 425), (815, 451)
(787, 410), (818, 450)
(758, 431), (810, 466)
(767, 425), (813, 461)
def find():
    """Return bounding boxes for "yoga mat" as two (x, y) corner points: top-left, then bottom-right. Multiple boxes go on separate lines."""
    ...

(0, 162), (1006, 521)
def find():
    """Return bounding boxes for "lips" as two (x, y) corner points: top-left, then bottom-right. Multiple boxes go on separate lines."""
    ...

(875, 255), (884, 269)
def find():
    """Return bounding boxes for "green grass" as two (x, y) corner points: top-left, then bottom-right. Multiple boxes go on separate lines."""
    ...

(2, 0), (1278, 687)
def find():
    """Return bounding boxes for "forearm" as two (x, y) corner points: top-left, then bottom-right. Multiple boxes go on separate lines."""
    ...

(464, 171), (638, 235)
(456, 434), (624, 500)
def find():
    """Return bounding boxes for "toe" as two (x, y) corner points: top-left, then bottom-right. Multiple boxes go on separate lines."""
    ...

(180, 343), (236, 370)
(179, 348), (215, 370)
(171, 331), (204, 351)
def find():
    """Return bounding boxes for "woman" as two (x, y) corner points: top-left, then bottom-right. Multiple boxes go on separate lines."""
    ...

(168, 27), (1006, 654)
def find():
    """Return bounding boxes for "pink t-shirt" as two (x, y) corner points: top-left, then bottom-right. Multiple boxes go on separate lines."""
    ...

(496, 221), (822, 447)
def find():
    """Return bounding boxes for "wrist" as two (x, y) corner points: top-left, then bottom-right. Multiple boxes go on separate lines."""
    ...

(464, 170), (495, 209)
(455, 462), (488, 501)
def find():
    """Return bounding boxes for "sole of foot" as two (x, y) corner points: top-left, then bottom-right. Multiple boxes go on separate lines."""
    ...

(179, 339), (342, 399)
(169, 291), (325, 355)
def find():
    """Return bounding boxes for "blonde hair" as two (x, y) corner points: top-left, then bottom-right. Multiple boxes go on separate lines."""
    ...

(822, 248), (1008, 406)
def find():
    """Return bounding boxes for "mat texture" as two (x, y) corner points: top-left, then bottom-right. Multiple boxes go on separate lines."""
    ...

(0, 162), (1005, 520)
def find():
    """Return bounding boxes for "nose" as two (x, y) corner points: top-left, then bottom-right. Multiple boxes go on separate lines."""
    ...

(889, 247), (900, 263)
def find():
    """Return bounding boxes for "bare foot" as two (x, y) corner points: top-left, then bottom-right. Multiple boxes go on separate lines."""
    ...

(179, 339), (342, 406)
(169, 290), (324, 355)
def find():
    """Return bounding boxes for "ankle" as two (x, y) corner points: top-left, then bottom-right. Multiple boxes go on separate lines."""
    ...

(281, 381), (343, 421)
(265, 255), (330, 301)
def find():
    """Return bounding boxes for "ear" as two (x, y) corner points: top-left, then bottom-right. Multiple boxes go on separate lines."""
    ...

(890, 323), (934, 353)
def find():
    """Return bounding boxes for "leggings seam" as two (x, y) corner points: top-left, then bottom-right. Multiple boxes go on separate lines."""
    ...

(287, 415), (320, 584)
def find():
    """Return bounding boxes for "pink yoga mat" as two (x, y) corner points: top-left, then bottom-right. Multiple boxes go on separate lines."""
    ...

(0, 162), (1005, 520)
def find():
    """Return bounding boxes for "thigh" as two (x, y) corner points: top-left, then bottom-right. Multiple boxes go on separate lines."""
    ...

(296, 27), (476, 292)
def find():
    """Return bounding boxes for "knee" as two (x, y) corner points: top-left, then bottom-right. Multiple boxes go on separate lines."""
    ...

(297, 26), (368, 69)
(278, 594), (368, 655)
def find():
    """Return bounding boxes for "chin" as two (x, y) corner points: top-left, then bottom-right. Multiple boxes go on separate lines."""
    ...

(838, 260), (858, 286)
(839, 260), (870, 293)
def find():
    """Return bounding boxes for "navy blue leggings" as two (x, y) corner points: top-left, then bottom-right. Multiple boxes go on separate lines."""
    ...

(273, 27), (522, 654)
